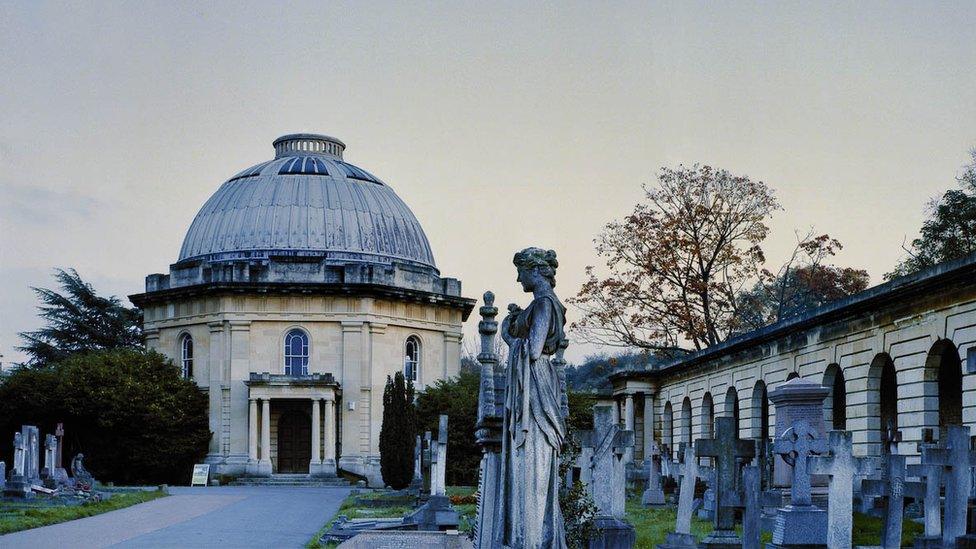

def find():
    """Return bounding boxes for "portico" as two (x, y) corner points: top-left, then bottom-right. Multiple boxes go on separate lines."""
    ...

(244, 373), (340, 477)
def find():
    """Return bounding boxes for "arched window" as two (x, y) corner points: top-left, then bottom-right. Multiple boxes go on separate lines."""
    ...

(404, 336), (421, 382)
(284, 329), (309, 376)
(180, 334), (193, 379)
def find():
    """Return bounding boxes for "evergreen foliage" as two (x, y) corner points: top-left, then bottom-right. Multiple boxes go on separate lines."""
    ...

(416, 369), (480, 486)
(0, 348), (210, 485)
(379, 371), (417, 489)
(18, 269), (143, 367)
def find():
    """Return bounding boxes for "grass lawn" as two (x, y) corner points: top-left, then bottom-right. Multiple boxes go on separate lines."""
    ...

(306, 486), (477, 549)
(623, 496), (925, 548)
(0, 488), (166, 535)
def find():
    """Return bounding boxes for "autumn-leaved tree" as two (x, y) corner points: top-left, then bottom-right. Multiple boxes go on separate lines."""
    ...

(887, 148), (976, 279)
(570, 165), (779, 355)
(735, 233), (870, 332)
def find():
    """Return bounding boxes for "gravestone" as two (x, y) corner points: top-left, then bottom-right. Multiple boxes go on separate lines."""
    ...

(807, 430), (880, 549)
(768, 378), (828, 489)
(742, 465), (761, 549)
(404, 415), (459, 531)
(41, 434), (57, 488)
(641, 441), (665, 507)
(657, 445), (700, 549)
(696, 416), (756, 549)
(22, 425), (40, 484)
(4, 432), (32, 498)
(421, 431), (433, 500)
(905, 438), (945, 549)
(411, 434), (423, 490)
(861, 448), (907, 549)
(588, 404), (636, 549)
(768, 420), (828, 549)
(913, 425), (973, 547)
(696, 468), (715, 520)
(472, 291), (506, 549)
(0, 461), (5, 491)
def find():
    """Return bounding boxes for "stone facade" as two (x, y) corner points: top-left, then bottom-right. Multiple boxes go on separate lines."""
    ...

(131, 134), (474, 486)
(611, 254), (976, 464)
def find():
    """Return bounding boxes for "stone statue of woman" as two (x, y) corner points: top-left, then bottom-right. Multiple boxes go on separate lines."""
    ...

(499, 247), (568, 549)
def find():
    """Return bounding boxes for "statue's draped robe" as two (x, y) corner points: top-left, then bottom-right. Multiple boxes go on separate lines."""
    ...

(501, 293), (568, 549)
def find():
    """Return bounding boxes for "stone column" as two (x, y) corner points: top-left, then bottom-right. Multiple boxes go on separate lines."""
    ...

(248, 398), (258, 462)
(324, 398), (337, 474)
(624, 394), (635, 463)
(310, 398), (321, 475)
(643, 392), (655, 464)
(259, 398), (272, 476)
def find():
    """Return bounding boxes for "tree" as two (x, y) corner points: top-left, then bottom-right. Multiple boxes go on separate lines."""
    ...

(570, 165), (780, 355)
(379, 371), (417, 489)
(18, 269), (143, 367)
(736, 233), (869, 332)
(887, 149), (976, 279)
(0, 348), (209, 485)
(416, 369), (481, 486)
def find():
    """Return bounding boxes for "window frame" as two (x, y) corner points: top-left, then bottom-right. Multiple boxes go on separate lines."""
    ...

(179, 333), (194, 379)
(404, 335), (421, 382)
(283, 328), (310, 376)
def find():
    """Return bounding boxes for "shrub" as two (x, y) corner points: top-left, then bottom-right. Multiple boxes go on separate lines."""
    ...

(0, 349), (210, 485)
(416, 369), (481, 486)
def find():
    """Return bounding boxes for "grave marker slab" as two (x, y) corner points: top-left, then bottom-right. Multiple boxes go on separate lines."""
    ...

(808, 430), (880, 549)
(4, 432), (31, 498)
(657, 445), (700, 549)
(696, 416), (756, 549)
(22, 425), (40, 484)
(588, 404), (636, 549)
(742, 465), (760, 549)
(862, 451), (907, 549)
(641, 440), (665, 507)
(768, 378), (829, 489)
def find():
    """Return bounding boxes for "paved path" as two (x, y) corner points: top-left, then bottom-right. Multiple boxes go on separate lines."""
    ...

(0, 486), (350, 549)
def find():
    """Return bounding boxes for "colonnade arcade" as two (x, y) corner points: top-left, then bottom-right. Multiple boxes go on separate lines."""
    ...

(613, 336), (970, 462)
(244, 373), (340, 477)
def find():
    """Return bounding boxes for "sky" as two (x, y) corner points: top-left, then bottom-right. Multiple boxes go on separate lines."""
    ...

(1, 2), (974, 366)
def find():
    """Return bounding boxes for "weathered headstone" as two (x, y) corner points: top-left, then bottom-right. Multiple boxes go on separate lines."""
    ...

(22, 425), (40, 484)
(0, 461), (6, 491)
(588, 404), (636, 549)
(768, 378), (829, 489)
(41, 434), (57, 488)
(807, 430), (880, 549)
(4, 432), (32, 498)
(657, 445), (700, 549)
(55, 423), (64, 469)
(411, 434), (423, 490)
(861, 448), (907, 549)
(696, 468), (715, 520)
(768, 420), (828, 549)
(742, 465), (761, 549)
(422, 431), (433, 499)
(642, 441), (665, 507)
(404, 415), (459, 532)
(905, 442), (945, 549)
(696, 416), (756, 549)
(431, 415), (448, 497)
(913, 424), (973, 547)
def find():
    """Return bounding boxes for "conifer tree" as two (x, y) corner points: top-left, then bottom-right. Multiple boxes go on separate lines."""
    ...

(379, 371), (416, 489)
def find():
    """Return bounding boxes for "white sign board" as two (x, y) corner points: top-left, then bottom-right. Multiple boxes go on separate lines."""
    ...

(190, 464), (210, 486)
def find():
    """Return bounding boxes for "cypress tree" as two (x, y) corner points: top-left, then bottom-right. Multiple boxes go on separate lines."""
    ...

(379, 371), (416, 489)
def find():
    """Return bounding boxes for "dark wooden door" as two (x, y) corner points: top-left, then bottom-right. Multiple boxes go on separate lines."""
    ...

(277, 411), (311, 473)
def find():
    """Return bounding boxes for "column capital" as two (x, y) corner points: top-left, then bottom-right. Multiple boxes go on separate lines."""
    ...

(208, 321), (224, 332)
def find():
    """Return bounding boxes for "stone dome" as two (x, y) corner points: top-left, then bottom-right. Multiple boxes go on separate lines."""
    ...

(178, 134), (436, 271)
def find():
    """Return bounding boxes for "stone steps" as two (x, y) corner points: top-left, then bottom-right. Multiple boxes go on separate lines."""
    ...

(229, 475), (351, 487)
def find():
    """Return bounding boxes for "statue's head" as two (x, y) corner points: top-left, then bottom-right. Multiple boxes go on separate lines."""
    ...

(513, 247), (558, 292)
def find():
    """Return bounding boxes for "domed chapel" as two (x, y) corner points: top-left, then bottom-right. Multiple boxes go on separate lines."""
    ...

(130, 134), (475, 486)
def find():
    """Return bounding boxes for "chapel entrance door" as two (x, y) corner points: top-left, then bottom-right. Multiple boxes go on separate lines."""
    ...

(277, 411), (311, 473)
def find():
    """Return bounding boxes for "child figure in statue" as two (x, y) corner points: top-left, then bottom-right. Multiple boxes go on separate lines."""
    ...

(499, 247), (568, 549)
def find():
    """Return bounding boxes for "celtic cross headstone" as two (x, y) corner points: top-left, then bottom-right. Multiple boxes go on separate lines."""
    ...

(769, 420), (828, 548)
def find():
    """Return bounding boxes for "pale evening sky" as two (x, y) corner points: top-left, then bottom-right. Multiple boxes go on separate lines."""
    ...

(1, 2), (974, 365)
